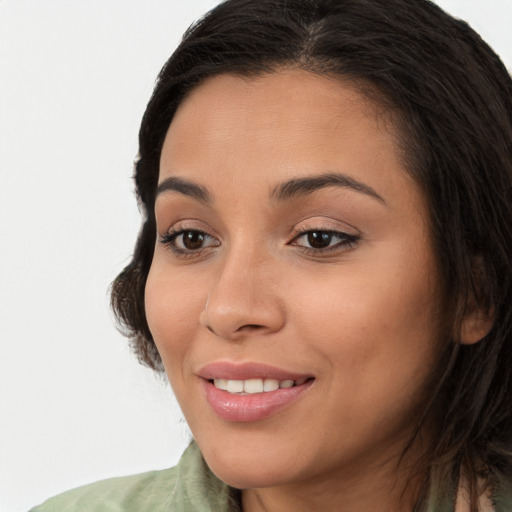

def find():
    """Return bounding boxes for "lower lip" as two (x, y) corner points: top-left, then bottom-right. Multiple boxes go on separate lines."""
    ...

(202, 379), (314, 422)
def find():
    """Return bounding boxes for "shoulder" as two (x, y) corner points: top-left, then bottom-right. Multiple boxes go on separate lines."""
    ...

(455, 475), (512, 512)
(29, 442), (240, 512)
(29, 465), (179, 512)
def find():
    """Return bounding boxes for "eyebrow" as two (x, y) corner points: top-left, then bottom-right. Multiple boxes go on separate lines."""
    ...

(271, 172), (386, 204)
(156, 176), (212, 203)
(156, 172), (386, 205)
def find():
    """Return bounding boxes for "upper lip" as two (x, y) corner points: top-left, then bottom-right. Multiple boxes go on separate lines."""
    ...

(197, 361), (313, 381)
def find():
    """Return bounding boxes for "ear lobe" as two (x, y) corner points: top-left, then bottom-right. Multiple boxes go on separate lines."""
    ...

(459, 303), (494, 345)
(459, 258), (494, 345)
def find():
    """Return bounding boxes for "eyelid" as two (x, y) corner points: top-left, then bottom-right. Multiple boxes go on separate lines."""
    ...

(289, 216), (360, 238)
(159, 215), (208, 231)
(162, 227), (218, 244)
(290, 228), (359, 245)
(158, 217), (220, 240)
(288, 218), (361, 255)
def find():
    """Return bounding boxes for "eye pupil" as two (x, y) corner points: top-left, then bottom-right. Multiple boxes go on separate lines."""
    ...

(183, 231), (204, 250)
(307, 231), (332, 249)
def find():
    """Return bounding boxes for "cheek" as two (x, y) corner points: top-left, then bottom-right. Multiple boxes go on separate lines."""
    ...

(287, 255), (440, 383)
(144, 265), (205, 372)
(285, 269), (440, 448)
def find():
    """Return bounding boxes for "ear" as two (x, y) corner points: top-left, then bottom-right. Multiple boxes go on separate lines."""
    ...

(459, 258), (494, 345)
(459, 303), (494, 345)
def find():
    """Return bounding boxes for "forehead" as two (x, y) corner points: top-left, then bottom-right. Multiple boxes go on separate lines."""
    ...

(159, 70), (416, 210)
(163, 70), (395, 154)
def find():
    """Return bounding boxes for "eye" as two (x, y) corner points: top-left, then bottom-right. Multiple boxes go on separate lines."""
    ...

(160, 228), (220, 256)
(290, 229), (359, 253)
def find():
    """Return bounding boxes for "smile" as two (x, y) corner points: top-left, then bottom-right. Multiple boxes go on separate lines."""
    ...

(198, 361), (315, 422)
(212, 377), (310, 394)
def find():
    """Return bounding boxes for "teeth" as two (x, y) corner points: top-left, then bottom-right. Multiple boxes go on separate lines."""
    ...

(263, 379), (279, 391)
(226, 380), (244, 393)
(213, 378), (308, 394)
(244, 378), (264, 393)
(214, 379), (228, 391)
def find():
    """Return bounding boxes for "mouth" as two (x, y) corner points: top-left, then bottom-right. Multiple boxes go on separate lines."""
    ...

(210, 377), (313, 394)
(198, 362), (315, 422)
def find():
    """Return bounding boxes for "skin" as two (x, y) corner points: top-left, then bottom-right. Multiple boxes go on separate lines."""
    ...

(145, 70), (445, 512)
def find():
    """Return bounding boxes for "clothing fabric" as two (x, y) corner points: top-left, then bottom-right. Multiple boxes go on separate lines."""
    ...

(29, 442), (241, 512)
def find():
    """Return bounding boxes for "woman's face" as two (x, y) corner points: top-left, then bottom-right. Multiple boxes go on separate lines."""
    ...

(145, 70), (442, 490)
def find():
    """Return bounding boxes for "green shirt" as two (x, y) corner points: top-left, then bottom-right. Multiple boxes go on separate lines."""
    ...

(30, 442), (241, 512)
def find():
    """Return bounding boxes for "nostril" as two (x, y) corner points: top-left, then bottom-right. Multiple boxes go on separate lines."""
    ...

(204, 322), (268, 340)
(237, 324), (264, 332)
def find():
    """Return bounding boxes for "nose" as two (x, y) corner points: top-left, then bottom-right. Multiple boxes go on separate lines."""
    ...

(199, 246), (285, 340)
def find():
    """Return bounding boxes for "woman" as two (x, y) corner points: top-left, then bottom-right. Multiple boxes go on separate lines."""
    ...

(31, 0), (512, 510)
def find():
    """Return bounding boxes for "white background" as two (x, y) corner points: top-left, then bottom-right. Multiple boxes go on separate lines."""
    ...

(1, 1), (511, 511)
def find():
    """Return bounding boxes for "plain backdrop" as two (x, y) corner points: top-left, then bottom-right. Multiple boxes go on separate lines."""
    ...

(1, 1), (511, 511)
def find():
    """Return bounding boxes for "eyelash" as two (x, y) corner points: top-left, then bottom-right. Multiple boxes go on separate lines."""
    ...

(160, 228), (219, 258)
(290, 228), (360, 255)
(159, 227), (360, 258)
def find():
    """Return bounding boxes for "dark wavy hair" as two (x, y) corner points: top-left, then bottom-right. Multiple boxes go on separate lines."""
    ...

(111, 0), (512, 509)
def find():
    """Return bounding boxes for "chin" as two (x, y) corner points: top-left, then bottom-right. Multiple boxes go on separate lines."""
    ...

(206, 458), (290, 490)
(199, 438), (302, 490)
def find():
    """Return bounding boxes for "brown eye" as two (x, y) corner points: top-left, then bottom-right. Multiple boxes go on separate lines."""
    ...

(291, 229), (359, 254)
(160, 228), (220, 256)
(182, 230), (205, 250)
(307, 231), (333, 249)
